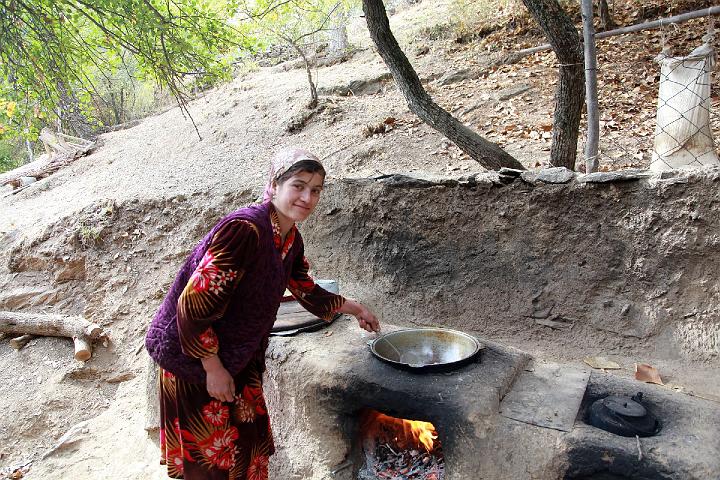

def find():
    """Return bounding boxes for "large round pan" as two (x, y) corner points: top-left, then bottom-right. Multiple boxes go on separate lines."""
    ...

(368, 328), (483, 372)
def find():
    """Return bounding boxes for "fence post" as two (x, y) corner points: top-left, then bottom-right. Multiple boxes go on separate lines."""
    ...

(581, 0), (600, 173)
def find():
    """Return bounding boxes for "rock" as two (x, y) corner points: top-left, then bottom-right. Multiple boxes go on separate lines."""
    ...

(520, 171), (538, 183)
(319, 73), (392, 96)
(495, 84), (532, 101)
(18, 176), (37, 186)
(0, 286), (60, 309)
(577, 169), (651, 183)
(534, 167), (576, 184)
(498, 174), (518, 185)
(649, 170), (690, 186)
(55, 257), (86, 283)
(106, 372), (136, 384)
(498, 168), (524, 178)
(42, 420), (91, 459)
(437, 68), (476, 86)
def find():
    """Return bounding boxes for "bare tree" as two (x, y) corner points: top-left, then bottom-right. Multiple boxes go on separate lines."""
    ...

(362, 0), (524, 171)
(598, 0), (617, 31)
(328, 5), (350, 57)
(521, 0), (584, 169)
(242, 0), (343, 109)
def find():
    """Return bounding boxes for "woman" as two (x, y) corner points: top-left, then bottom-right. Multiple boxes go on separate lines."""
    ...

(145, 147), (380, 479)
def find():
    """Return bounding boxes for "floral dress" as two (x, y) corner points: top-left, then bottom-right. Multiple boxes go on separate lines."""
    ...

(159, 205), (344, 479)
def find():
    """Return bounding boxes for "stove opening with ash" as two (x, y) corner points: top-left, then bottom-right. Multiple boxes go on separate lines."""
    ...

(357, 408), (444, 480)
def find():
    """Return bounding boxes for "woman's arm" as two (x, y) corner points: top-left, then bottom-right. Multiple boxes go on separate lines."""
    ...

(201, 355), (235, 402)
(288, 236), (380, 332)
(177, 219), (259, 401)
(337, 299), (381, 333)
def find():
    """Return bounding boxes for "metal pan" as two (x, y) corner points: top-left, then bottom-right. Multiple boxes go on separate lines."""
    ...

(368, 328), (483, 372)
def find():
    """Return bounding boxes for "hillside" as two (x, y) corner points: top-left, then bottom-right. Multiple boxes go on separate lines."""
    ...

(1, 0), (719, 478)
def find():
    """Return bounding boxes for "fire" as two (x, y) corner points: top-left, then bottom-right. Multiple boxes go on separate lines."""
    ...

(405, 418), (438, 452)
(361, 410), (439, 452)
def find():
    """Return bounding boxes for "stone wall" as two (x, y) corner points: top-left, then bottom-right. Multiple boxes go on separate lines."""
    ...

(301, 167), (720, 362)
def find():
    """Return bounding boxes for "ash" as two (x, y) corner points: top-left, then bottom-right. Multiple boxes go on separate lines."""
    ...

(358, 443), (444, 480)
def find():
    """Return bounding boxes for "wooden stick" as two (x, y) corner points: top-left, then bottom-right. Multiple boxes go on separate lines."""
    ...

(0, 311), (106, 361)
(9, 334), (35, 350)
(513, 6), (720, 58)
(73, 337), (93, 361)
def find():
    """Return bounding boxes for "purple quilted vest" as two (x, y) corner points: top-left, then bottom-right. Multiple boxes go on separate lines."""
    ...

(145, 201), (298, 383)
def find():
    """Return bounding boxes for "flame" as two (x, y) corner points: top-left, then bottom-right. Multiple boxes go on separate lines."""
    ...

(361, 410), (439, 452)
(405, 418), (438, 452)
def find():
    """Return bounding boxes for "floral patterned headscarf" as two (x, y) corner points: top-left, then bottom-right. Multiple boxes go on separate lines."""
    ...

(262, 147), (321, 202)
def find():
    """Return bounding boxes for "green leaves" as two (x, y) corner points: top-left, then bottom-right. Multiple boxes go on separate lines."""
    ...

(0, 0), (246, 139)
(240, 0), (355, 51)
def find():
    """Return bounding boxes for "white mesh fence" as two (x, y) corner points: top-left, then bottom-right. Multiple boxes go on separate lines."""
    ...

(581, 21), (720, 172)
(650, 39), (719, 171)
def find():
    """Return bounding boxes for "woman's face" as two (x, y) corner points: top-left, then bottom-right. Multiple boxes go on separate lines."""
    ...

(273, 170), (325, 223)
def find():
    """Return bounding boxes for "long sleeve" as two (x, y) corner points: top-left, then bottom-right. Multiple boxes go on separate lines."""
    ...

(287, 246), (345, 322)
(177, 219), (259, 358)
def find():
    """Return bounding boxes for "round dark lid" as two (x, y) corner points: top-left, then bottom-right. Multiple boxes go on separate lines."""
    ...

(602, 395), (647, 417)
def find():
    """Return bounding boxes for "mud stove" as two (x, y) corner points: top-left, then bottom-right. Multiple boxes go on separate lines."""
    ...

(264, 321), (720, 479)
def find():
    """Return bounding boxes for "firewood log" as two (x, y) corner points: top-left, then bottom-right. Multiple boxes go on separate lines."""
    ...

(0, 311), (107, 361)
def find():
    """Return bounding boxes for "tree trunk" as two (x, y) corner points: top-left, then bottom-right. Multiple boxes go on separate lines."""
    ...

(0, 311), (106, 361)
(362, 0), (524, 171)
(288, 40), (318, 109)
(598, 0), (617, 31)
(57, 81), (95, 140)
(521, 0), (584, 170)
(328, 5), (349, 57)
(25, 139), (34, 164)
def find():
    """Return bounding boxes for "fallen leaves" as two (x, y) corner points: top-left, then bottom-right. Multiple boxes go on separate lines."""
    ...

(635, 363), (664, 385)
(362, 117), (397, 137)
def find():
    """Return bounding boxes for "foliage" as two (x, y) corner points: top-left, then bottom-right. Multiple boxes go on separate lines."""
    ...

(240, 0), (356, 50)
(238, 0), (357, 105)
(0, 139), (24, 174)
(0, 0), (248, 140)
(88, 54), (161, 126)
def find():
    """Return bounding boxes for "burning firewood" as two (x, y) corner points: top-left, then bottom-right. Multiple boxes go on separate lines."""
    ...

(359, 409), (445, 480)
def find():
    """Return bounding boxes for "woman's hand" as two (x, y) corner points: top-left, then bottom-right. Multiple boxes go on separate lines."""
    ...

(201, 355), (235, 402)
(339, 300), (381, 333)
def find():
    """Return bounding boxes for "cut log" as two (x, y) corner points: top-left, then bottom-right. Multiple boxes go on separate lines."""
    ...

(0, 311), (107, 361)
(73, 337), (93, 361)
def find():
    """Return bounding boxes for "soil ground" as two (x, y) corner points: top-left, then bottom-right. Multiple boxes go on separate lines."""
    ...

(1, 0), (719, 478)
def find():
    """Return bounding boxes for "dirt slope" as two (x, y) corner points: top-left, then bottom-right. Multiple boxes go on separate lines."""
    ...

(0, 1), (718, 478)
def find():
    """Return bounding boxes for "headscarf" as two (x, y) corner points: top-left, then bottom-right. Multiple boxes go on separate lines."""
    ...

(262, 147), (321, 202)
